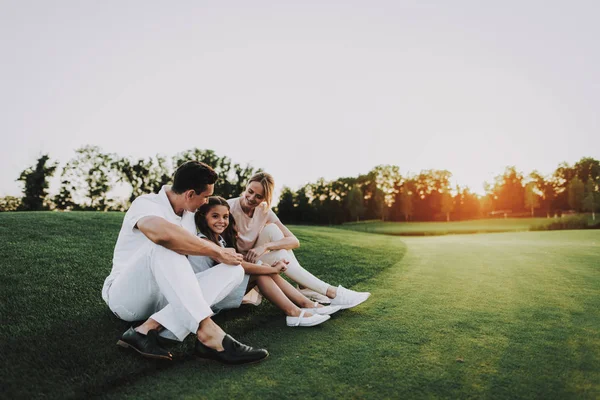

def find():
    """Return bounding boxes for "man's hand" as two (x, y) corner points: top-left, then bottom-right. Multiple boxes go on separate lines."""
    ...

(245, 245), (267, 263)
(216, 248), (244, 265)
(271, 259), (289, 273)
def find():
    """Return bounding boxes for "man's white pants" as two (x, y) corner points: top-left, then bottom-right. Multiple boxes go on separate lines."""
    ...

(106, 242), (244, 341)
(255, 224), (330, 295)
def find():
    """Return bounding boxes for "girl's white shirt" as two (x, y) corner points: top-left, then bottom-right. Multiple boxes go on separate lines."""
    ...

(187, 232), (226, 274)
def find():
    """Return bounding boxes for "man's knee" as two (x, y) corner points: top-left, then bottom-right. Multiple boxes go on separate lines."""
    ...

(230, 264), (245, 285)
(211, 263), (245, 286)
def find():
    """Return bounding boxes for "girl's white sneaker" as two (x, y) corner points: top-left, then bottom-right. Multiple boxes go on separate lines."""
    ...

(286, 310), (330, 327)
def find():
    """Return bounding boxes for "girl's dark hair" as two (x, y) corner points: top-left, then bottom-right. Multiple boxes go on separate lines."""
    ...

(195, 196), (238, 249)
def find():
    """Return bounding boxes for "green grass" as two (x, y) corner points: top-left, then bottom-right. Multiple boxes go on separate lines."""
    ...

(339, 216), (598, 236)
(0, 212), (405, 399)
(1, 212), (599, 399)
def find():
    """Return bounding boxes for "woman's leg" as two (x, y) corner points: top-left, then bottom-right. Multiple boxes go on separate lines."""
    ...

(254, 275), (312, 317)
(255, 224), (371, 309)
(269, 274), (319, 308)
(256, 224), (331, 296)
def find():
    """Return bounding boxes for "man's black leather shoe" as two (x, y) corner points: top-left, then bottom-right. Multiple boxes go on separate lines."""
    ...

(195, 334), (269, 365)
(117, 327), (173, 361)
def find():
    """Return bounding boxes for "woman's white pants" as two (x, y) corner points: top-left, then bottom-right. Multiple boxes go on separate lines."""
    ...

(255, 224), (330, 295)
(106, 242), (244, 341)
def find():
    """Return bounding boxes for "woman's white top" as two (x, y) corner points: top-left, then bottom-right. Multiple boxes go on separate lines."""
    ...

(227, 197), (279, 254)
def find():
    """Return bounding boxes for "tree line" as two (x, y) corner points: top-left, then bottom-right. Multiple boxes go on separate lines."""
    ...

(1, 146), (258, 212)
(275, 158), (599, 224)
(2, 148), (599, 224)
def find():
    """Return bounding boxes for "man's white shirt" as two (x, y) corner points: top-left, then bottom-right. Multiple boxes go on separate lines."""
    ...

(101, 186), (196, 303)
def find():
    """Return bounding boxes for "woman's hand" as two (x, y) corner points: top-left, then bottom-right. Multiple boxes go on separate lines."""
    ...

(245, 245), (267, 263)
(271, 259), (289, 273)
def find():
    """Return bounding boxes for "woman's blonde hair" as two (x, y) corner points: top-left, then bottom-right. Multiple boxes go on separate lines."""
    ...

(247, 172), (275, 209)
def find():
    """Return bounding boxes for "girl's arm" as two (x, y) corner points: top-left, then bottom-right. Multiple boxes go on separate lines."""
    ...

(241, 259), (288, 275)
(245, 220), (299, 263)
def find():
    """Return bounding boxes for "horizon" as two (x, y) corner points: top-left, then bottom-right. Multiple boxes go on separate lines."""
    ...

(1, 1), (599, 199)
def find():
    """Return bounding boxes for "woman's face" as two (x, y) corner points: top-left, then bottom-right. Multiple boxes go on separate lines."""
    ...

(241, 181), (265, 209)
(205, 205), (230, 235)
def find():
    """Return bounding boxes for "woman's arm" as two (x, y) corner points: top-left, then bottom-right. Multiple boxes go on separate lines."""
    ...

(241, 259), (288, 275)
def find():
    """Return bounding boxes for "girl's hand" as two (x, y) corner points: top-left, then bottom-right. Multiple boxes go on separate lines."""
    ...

(245, 245), (267, 263)
(271, 259), (289, 273)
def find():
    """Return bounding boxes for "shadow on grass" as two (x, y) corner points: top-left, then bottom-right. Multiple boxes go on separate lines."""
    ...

(2, 304), (284, 399)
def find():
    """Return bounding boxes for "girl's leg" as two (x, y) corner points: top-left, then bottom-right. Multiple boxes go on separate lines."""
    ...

(246, 275), (259, 292)
(270, 274), (320, 309)
(256, 224), (331, 296)
(254, 275), (313, 317)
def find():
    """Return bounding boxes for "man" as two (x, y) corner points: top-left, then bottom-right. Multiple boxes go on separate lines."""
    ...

(102, 161), (268, 364)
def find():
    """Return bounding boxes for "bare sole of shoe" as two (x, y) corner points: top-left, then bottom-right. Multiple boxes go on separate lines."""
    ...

(116, 340), (173, 361)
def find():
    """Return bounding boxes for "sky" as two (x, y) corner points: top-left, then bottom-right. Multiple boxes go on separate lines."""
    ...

(1, 0), (599, 201)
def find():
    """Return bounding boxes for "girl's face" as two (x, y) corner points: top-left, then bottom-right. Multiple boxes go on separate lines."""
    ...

(241, 181), (265, 210)
(205, 205), (230, 235)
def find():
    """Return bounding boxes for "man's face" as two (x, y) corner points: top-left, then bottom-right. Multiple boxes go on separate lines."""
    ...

(186, 184), (214, 212)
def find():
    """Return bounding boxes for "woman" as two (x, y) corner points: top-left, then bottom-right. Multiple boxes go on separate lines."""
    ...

(227, 172), (371, 309)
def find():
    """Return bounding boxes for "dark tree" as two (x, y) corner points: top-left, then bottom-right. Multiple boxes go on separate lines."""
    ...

(568, 176), (585, 211)
(574, 157), (600, 184)
(294, 185), (315, 224)
(53, 181), (77, 211)
(491, 166), (525, 214)
(276, 186), (296, 223)
(453, 186), (481, 221)
(583, 179), (598, 220)
(346, 185), (365, 222)
(173, 149), (257, 199)
(17, 154), (58, 211)
(529, 171), (554, 218)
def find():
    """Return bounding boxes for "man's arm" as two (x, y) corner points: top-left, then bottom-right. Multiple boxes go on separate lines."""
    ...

(136, 216), (243, 264)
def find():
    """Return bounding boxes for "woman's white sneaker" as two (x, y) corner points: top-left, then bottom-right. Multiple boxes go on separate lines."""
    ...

(301, 304), (342, 316)
(286, 310), (330, 327)
(330, 285), (371, 309)
(297, 287), (332, 304)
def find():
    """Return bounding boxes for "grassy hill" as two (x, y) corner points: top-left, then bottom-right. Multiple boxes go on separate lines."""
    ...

(1, 212), (599, 399)
(0, 212), (406, 399)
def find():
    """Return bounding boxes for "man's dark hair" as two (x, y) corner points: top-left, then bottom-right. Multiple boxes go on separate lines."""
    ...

(172, 161), (218, 194)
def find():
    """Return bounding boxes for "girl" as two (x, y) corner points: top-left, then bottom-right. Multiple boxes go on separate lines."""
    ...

(227, 172), (371, 309)
(189, 196), (340, 327)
